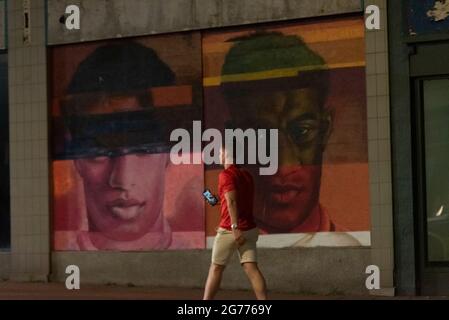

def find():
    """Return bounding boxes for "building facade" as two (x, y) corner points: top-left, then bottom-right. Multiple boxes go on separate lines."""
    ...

(0, 0), (446, 297)
(390, 0), (449, 296)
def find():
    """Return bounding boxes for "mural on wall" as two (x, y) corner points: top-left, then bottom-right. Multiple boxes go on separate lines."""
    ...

(408, 0), (449, 36)
(51, 15), (370, 250)
(203, 15), (370, 247)
(0, 53), (9, 249)
(50, 34), (205, 251)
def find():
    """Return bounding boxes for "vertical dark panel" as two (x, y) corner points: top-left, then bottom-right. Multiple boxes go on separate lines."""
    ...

(388, 0), (417, 295)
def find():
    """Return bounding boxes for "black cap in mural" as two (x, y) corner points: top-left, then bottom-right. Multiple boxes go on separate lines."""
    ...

(220, 32), (330, 104)
(55, 42), (198, 160)
(66, 41), (175, 95)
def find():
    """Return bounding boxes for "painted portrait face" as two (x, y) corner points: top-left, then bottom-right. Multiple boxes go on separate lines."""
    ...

(53, 38), (206, 251)
(75, 153), (168, 241)
(74, 95), (169, 241)
(228, 87), (332, 232)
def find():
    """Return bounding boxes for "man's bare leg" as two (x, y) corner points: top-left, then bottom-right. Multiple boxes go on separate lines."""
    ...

(242, 262), (267, 300)
(203, 263), (225, 300)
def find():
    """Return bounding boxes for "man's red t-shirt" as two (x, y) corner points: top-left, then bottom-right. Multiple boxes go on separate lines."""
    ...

(218, 165), (256, 231)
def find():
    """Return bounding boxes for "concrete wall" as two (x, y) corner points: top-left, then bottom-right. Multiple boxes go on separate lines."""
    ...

(52, 248), (371, 295)
(47, 0), (363, 45)
(365, 0), (394, 296)
(0, 1), (8, 280)
(8, 0), (50, 281)
(0, 0), (5, 50)
(0, 253), (10, 280)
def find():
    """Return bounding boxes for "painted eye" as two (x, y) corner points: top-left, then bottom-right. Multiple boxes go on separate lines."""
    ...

(298, 127), (310, 135)
(292, 126), (312, 138)
(287, 121), (320, 145)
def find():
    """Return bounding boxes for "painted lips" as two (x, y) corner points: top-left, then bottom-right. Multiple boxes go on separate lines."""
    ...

(269, 183), (303, 205)
(107, 199), (146, 221)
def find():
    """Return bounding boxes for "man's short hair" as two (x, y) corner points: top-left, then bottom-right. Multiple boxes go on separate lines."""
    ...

(220, 32), (330, 107)
(62, 41), (175, 116)
(60, 42), (176, 157)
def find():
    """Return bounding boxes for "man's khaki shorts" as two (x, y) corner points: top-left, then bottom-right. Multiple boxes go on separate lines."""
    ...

(211, 227), (259, 266)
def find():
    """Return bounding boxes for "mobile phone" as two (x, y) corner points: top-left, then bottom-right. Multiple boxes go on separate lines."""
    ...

(203, 189), (219, 206)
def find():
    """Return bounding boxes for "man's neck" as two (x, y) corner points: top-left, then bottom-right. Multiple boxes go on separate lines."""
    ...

(224, 163), (233, 170)
(257, 204), (324, 234)
(84, 213), (172, 250)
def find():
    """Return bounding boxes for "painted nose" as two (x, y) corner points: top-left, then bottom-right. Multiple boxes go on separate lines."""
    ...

(109, 155), (138, 190)
(278, 132), (303, 167)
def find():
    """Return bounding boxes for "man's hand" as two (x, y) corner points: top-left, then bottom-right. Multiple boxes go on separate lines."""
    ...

(233, 229), (246, 247)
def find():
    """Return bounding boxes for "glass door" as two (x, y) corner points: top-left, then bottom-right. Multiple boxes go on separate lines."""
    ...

(414, 76), (449, 295)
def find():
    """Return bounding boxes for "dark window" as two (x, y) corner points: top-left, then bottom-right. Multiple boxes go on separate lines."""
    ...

(422, 78), (449, 262)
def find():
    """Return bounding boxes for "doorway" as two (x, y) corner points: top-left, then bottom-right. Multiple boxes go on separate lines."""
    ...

(414, 76), (449, 295)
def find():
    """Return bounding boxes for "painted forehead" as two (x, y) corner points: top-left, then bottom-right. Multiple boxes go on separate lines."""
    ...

(80, 95), (144, 115)
(228, 88), (324, 115)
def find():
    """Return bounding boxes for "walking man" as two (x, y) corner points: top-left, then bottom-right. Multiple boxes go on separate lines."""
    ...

(203, 143), (267, 300)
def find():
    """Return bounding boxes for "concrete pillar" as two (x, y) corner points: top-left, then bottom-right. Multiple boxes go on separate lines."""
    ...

(365, 0), (395, 296)
(8, 0), (50, 281)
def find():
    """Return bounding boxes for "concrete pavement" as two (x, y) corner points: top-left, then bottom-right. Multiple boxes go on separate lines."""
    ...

(0, 281), (445, 300)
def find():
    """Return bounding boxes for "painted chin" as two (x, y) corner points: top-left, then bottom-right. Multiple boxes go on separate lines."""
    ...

(109, 204), (146, 221)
